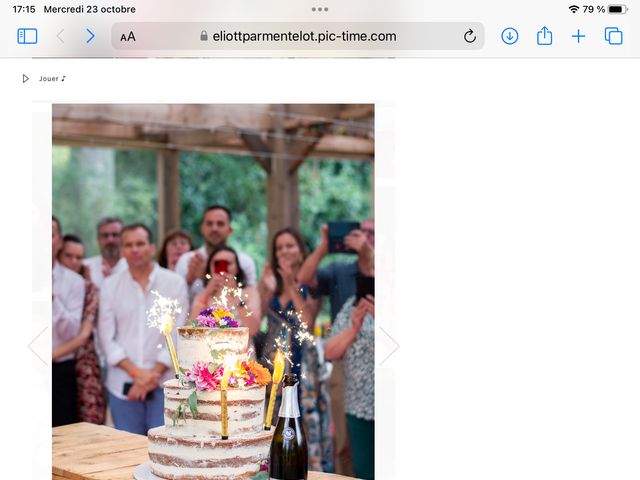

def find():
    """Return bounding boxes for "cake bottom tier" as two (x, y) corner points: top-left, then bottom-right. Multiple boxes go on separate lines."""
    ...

(148, 426), (272, 480)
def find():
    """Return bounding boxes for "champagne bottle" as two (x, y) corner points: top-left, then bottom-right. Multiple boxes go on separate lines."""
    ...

(268, 374), (308, 480)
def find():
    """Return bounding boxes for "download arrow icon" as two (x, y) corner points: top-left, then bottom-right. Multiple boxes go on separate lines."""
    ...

(501, 27), (519, 45)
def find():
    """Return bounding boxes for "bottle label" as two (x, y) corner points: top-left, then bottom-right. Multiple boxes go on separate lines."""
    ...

(283, 427), (295, 440)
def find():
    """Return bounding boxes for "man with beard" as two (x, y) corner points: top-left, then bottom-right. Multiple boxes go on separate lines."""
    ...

(83, 216), (127, 289)
(175, 205), (256, 302)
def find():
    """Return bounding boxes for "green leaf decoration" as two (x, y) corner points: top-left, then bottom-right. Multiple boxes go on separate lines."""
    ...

(190, 318), (198, 327)
(209, 350), (224, 366)
(188, 391), (198, 418)
(250, 471), (268, 480)
(172, 401), (185, 426)
(171, 406), (178, 426)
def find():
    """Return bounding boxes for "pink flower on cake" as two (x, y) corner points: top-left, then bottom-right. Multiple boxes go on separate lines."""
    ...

(186, 361), (218, 391)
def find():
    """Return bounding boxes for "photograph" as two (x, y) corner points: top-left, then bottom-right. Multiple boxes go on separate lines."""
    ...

(51, 104), (375, 480)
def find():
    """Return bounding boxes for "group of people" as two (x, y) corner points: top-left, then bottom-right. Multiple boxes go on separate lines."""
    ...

(52, 204), (375, 479)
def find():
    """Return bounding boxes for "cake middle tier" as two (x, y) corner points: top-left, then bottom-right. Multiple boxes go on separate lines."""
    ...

(164, 379), (266, 436)
(177, 326), (249, 370)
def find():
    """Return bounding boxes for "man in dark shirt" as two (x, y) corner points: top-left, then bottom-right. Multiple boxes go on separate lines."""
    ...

(298, 219), (374, 320)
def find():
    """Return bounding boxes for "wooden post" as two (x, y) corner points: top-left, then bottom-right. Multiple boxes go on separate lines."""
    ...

(239, 106), (326, 250)
(156, 149), (181, 244)
(267, 105), (294, 246)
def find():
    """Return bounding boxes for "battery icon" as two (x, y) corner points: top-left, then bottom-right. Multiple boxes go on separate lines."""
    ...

(608, 5), (628, 13)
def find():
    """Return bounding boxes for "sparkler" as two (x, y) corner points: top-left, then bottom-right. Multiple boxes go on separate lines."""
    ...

(264, 350), (285, 430)
(147, 291), (182, 378)
(204, 273), (253, 322)
(220, 353), (237, 440)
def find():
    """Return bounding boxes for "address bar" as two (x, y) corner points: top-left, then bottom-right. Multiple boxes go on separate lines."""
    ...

(112, 22), (484, 51)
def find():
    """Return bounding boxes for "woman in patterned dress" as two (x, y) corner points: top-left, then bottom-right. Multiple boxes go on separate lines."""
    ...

(55, 234), (105, 424)
(258, 228), (334, 473)
(325, 291), (375, 480)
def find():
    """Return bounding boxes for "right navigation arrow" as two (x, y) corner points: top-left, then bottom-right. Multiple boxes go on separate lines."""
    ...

(377, 326), (400, 366)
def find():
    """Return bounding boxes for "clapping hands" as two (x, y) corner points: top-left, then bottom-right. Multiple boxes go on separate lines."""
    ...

(186, 253), (206, 286)
(259, 262), (277, 295)
(351, 295), (374, 332)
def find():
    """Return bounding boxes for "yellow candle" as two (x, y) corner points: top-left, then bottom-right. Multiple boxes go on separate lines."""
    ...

(220, 354), (237, 440)
(165, 334), (180, 377)
(220, 390), (229, 439)
(162, 315), (180, 377)
(264, 350), (285, 430)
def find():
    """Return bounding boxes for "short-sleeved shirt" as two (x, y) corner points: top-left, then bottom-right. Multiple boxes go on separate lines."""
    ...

(331, 296), (374, 421)
(315, 261), (359, 322)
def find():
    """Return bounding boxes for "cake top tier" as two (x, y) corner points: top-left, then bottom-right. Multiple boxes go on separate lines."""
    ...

(177, 326), (249, 371)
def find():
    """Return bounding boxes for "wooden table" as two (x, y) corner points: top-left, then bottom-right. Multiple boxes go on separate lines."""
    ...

(53, 423), (355, 480)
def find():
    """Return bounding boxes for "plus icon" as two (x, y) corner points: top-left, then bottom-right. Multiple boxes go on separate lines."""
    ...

(572, 29), (586, 43)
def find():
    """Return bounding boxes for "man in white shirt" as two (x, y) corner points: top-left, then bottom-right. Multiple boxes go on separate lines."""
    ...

(175, 205), (256, 303)
(98, 223), (189, 435)
(83, 216), (127, 289)
(52, 216), (85, 426)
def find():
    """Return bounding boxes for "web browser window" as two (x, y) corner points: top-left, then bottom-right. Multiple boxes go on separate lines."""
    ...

(3, 1), (639, 479)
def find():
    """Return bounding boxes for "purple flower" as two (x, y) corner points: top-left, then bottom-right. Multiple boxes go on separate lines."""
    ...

(196, 315), (218, 328)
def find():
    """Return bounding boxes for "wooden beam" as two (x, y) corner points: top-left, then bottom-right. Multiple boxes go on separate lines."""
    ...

(238, 130), (271, 173)
(53, 119), (139, 140)
(53, 104), (275, 131)
(337, 104), (375, 121)
(156, 149), (181, 243)
(314, 134), (374, 156)
(266, 105), (299, 246)
(288, 127), (325, 174)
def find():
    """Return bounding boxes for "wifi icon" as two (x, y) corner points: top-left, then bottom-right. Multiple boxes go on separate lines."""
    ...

(569, 5), (580, 13)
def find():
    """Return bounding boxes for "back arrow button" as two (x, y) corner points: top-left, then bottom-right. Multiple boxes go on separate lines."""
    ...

(57, 29), (64, 43)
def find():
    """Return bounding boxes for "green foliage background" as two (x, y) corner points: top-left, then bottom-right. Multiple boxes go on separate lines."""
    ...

(53, 146), (372, 272)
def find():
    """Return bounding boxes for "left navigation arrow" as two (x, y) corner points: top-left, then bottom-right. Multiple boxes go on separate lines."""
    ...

(86, 28), (95, 44)
(57, 29), (64, 43)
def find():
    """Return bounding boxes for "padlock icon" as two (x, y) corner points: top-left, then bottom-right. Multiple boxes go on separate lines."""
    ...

(200, 30), (208, 41)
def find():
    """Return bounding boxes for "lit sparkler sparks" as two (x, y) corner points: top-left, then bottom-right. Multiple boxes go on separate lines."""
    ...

(147, 291), (182, 377)
(204, 274), (254, 321)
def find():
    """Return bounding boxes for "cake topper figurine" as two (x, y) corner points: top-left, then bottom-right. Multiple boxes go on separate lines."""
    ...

(147, 291), (182, 378)
(264, 349), (285, 431)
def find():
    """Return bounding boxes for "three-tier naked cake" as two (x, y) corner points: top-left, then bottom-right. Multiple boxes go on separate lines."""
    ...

(147, 310), (273, 480)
